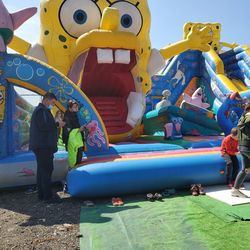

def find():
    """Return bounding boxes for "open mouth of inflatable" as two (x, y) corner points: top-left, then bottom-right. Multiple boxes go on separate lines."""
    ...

(78, 47), (137, 135)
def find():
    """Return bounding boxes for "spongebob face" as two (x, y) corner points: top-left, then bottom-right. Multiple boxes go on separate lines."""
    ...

(59, 0), (146, 38)
(40, 0), (151, 75)
(40, 0), (152, 139)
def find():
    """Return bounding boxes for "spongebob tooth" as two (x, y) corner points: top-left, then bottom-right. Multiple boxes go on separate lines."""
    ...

(97, 48), (113, 64)
(147, 48), (166, 76)
(126, 92), (145, 127)
(115, 50), (130, 64)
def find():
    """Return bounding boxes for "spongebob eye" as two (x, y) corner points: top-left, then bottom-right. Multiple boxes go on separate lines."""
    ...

(171, 117), (178, 124)
(121, 14), (132, 28)
(59, 0), (101, 38)
(178, 118), (183, 123)
(110, 2), (142, 35)
(73, 10), (87, 24)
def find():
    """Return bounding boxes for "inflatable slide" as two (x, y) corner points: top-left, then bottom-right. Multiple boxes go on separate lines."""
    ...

(147, 23), (247, 136)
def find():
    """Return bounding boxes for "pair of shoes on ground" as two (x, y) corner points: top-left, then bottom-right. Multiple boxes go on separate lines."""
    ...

(25, 187), (37, 195)
(190, 184), (206, 196)
(231, 187), (248, 198)
(146, 193), (163, 201)
(112, 197), (124, 206)
(84, 200), (94, 206)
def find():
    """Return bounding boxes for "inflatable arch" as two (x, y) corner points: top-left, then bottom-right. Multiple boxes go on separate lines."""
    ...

(0, 52), (109, 156)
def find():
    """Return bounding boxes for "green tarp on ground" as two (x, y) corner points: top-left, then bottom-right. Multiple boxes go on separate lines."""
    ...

(187, 195), (250, 222)
(80, 195), (250, 249)
(80, 196), (208, 250)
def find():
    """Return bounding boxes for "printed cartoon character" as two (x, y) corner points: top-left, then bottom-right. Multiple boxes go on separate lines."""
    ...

(155, 89), (171, 110)
(9, 0), (212, 142)
(182, 87), (210, 109)
(171, 61), (186, 88)
(85, 120), (106, 148)
(17, 168), (35, 177)
(164, 116), (183, 140)
(79, 106), (92, 123)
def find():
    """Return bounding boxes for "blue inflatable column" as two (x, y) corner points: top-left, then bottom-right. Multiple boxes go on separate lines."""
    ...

(0, 52), (15, 159)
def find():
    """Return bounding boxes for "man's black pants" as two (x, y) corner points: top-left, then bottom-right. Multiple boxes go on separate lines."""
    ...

(33, 148), (54, 200)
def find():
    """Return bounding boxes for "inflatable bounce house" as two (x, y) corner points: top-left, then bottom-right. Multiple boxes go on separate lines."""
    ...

(1, 0), (250, 198)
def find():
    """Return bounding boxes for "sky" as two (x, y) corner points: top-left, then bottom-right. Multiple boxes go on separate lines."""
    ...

(5, 0), (250, 48)
(4, 0), (250, 105)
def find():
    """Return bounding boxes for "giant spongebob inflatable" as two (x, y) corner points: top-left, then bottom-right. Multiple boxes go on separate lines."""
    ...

(9, 0), (211, 142)
(3, 0), (250, 197)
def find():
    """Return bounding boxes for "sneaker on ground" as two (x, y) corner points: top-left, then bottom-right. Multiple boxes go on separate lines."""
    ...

(146, 193), (155, 201)
(154, 193), (163, 200)
(231, 188), (248, 198)
(25, 187), (37, 194)
(190, 184), (199, 196)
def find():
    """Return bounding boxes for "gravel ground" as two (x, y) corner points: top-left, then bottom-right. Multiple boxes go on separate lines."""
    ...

(0, 186), (85, 250)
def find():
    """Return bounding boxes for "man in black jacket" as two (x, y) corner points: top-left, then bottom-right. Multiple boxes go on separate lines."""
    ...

(29, 92), (64, 202)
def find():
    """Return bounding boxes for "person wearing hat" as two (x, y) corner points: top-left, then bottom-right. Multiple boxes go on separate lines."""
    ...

(232, 103), (250, 198)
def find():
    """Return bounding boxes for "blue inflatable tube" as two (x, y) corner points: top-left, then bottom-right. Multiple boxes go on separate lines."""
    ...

(67, 148), (228, 198)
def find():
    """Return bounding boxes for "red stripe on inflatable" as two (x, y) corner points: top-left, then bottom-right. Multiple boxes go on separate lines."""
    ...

(79, 147), (221, 166)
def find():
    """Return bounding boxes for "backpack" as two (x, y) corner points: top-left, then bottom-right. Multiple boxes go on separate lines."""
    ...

(68, 129), (84, 167)
(237, 114), (250, 142)
(238, 115), (246, 129)
(237, 114), (246, 141)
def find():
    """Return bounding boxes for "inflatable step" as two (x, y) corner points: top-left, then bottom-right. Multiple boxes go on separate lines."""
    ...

(107, 124), (132, 134)
(104, 120), (126, 127)
(90, 96), (129, 134)
(99, 110), (120, 116)
(102, 115), (123, 122)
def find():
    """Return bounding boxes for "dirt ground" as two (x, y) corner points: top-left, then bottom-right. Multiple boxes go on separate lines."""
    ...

(0, 186), (85, 250)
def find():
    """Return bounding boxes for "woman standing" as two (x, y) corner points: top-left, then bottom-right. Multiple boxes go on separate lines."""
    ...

(62, 100), (85, 165)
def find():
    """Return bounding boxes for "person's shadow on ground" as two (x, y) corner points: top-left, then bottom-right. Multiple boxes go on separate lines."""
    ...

(0, 186), (140, 227)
